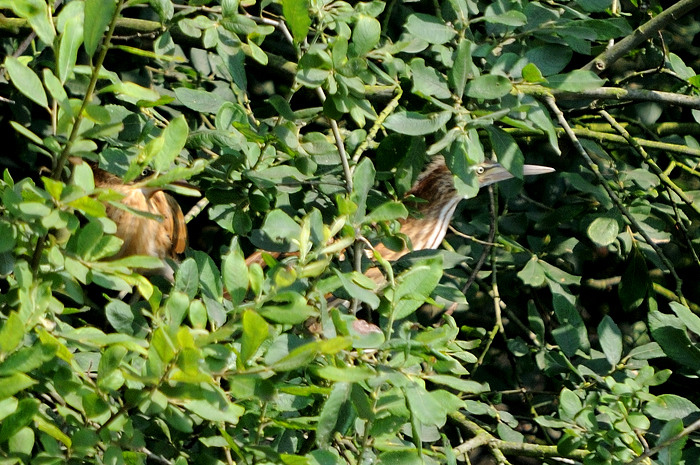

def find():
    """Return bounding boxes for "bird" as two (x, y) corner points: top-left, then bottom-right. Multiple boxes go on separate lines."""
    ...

(72, 158), (189, 280)
(370, 156), (555, 265)
(245, 156), (554, 296)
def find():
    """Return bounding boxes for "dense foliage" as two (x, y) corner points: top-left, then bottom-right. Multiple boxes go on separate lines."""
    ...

(1, 0), (700, 463)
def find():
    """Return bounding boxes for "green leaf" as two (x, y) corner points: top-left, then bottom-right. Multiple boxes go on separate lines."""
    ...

(10, 0), (55, 45)
(618, 247), (649, 311)
(648, 310), (700, 372)
(426, 375), (488, 394)
(404, 383), (447, 427)
(258, 292), (317, 324)
(8, 426), (34, 456)
(365, 201), (408, 223)
(58, 14), (84, 83)
(405, 13), (455, 45)
(316, 382), (351, 447)
(645, 394), (699, 421)
(598, 316), (622, 366)
(464, 74), (512, 100)
(559, 388), (582, 420)
(4, 57), (48, 109)
(0, 374), (36, 400)
(222, 237), (248, 305)
(521, 63), (546, 83)
(84, 0), (117, 57)
(106, 300), (144, 335)
(657, 419), (686, 465)
(410, 58), (451, 99)
(587, 216), (620, 246)
(42, 68), (73, 116)
(282, 0), (311, 44)
(10, 121), (43, 145)
(351, 157), (375, 224)
(377, 451), (423, 465)
(486, 126), (523, 178)
(546, 70), (605, 91)
(175, 258), (199, 299)
(669, 302), (700, 337)
(384, 111), (452, 136)
(267, 95), (297, 121)
(525, 45), (572, 76)
(174, 87), (224, 113)
(352, 15), (381, 56)
(163, 291), (190, 329)
(271, 340), (321, 372)
(388, 257), (443, 319)
(518, 256), (547, 287)
(183, 398), (244, 424)
(255, 209), (302, 251)
(334, 270), (380, 309)
(149, 0), (174, 22)
(548, 281), (588, 356)
(154, 115), (188, 171)
(0, 312), (24, 355)
(188, 300), (207, 329)
(527, 100), (560, 154)
(240, 310), (270, 366)
(484, 9), (527, 26)
(0, 399), (39, 443)
(315, 366), (376, 382)
(449, 38), (476, 98)
(105, 81), (161, 104)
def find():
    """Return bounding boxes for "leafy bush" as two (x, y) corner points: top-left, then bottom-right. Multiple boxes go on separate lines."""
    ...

(1, 0), (700, 464)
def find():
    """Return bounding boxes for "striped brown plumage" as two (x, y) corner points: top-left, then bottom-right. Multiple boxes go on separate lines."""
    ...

(74, 159), (188, 280)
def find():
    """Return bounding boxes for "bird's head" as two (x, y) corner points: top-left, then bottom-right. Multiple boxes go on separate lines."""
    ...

(408, 156), (554, 205)
(475, 162), (555, 188)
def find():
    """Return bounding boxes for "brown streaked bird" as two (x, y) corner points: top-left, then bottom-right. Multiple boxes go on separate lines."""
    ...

(370, 156), (555, 265)
(245, 156), (554, 292)
(73, 159), (188, 280)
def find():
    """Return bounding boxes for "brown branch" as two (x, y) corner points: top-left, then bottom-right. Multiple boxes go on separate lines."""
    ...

(449, 412), (588, 461)
(583, 0), (700, 74)
(504, 126), (700, 159)
(519, 85), (700, 110)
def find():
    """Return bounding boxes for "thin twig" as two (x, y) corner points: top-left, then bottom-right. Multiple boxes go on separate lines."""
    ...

(448, 225), (502, 247)
(351, 87), (403, 164)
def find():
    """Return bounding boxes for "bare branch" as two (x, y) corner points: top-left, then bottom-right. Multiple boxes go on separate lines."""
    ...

(583, 0), (700, 73)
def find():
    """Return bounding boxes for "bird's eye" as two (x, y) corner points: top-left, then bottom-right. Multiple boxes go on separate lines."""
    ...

(476, 166), (485, 175)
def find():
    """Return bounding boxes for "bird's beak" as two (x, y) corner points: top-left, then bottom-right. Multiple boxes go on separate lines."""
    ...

(479, 163), (555, 187)
(523, 164), (556, 176)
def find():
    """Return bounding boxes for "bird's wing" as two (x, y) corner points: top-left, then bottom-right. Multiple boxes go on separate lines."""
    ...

(150, 191), (188, 257)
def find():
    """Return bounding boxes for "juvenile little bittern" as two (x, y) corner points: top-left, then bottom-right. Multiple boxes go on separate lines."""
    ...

(245, 156), (554, 286)
(74, 159), (188, 280)
(371, 156), (555, 264)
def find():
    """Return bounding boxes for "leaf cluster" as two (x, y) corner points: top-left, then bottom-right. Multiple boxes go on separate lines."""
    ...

(1, 0), (700, 464)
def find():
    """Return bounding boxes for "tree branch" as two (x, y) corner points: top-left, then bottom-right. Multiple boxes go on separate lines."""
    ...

(449, 412), (588, 461)
(518, 85), (700, 110)
(503, 126), (700, 158)
(583, 0), (700, 74)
